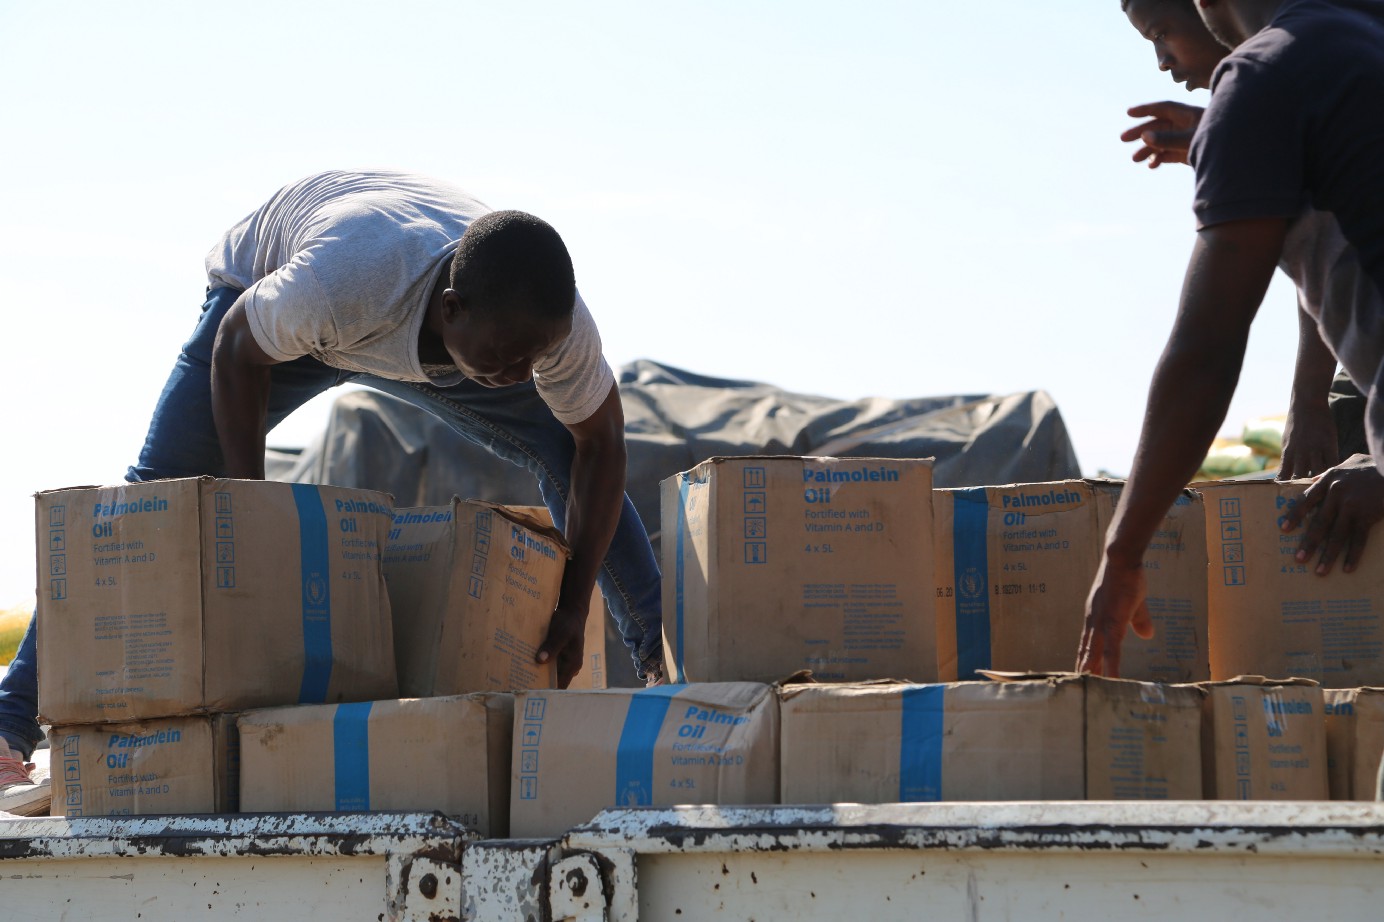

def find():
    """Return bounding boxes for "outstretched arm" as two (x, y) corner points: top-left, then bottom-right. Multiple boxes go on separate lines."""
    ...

(535, 382), (627, 688)
(1078, 216), (1287, 676)
(1279, 300), (1340, 479)
(211, 300), (282, 479)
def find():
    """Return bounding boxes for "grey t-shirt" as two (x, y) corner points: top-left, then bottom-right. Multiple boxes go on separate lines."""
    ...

(205, 170), (615, 425)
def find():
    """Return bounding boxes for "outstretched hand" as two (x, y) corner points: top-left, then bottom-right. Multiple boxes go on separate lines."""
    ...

(1076, 556), (1154, 678)
(536, 605), (587, 689)
(1279, 454), (1384, 574)
(1121, 101), (1205, 169)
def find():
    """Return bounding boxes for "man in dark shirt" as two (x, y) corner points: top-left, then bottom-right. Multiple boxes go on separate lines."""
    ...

(1080, 0), (1384, 676)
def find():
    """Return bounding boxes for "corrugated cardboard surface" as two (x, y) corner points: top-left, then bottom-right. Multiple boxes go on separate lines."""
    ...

(661, 456), (936, 684)
(50, 714), (238, 817)
(1199, 480), (1384, 686)
(1200, 678), (1328, 800)
(36, 478), (398, 724)
(1094, 485), (1210, 683)
(384, 501), (571, 695)
(1324, 687), (1384, 800)
(238, 694), (513, 836)
(778, 675), (1202, 803)
(510, 683), (777, 838)
(935, 481), (1207, 682)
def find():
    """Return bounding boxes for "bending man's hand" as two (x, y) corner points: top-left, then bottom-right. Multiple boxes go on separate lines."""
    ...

(1279, 407), (1339, 480)
(537, 603), (589, 689)
(1121, 101), (1204, 169)
(1280, 454), (1384, 574)
(1077, 555), (1154, 678)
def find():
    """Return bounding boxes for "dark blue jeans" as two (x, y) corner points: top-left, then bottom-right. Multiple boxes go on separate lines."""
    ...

(0, 288), (663, 755)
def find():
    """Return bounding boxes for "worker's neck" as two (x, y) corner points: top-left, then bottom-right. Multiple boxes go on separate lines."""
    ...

(1218, 0), (1287, 47)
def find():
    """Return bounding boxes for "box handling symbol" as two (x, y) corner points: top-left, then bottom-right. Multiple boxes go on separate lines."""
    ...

(62, 736), (79, 757)
(64, 760), (80, 782)
(1237, 779), (1252, 799)
(1223, 566), (1246, 587)
(745, 542), (767, 565)
(524, 698), (546, 721)
(744, 492), (766, 514)
(743, 467), (766, 489)
(522, 724), (542, 747)
(1219, 498), (1241, 518)
(50, 555), (66, 576)
(468, 576), (484, 599)
(49, 506), (65, 527)
(1220, 520), (1242, 541)
(519, 777), (538, 800)
(50, 579), (66, 601)
(215, 516), (234, 539)
(215, 492), (232, 514)
(521, 750), (538, 773)
(744, 517), (766, 538)
(1223, 543), (1244, 563)
(49, 530), (65, 552)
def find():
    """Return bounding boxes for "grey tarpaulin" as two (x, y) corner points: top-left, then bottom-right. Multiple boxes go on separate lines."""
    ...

(267, 359), (1081, 685)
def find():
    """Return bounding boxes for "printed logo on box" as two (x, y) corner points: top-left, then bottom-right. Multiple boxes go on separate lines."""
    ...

(524, 698), (547, 721)
(521, 724), (542, 748)
(215, 516), (234, 539)
(48, 530), (65, 553)
(475, 533), (491, 556)
(216, 567), (236, 590)
(1223, 566), (1246, 587)
(49, 505), (65, 527)
(62, 735), (79, 757)
(1219, 498), (1241, 518)
(744, 542), (767, 565)
(215, 492), (233, 514)
(468, 576), (484, 599)
(1222, 544), (1244, 564)
(216, 542), (235, 564)
(744, 517), (766, 538)
(50, 555), (66, 576)
(471, 554), (487, 576)
(65, 785), (81, 807)
(1220, 521), (1243, 542)
(476, 511), (493, 534)
(520, 749), (539, 774)
(519, 776), (538, 800)
(744, 492), (766, 515)
(64, 760), (80, 782)
(50, 579), (66, 601)
(743, 466), (766, 489)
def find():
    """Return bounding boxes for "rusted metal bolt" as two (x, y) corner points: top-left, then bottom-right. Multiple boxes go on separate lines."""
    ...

(565, 867), (589, 898)
(418, 872), (438, 900)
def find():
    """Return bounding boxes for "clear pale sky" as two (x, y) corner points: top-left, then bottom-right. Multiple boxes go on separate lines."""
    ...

(0, 1), (1303, 607)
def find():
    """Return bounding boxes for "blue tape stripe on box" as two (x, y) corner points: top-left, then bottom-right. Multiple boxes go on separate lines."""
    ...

(953, 488), (992, 679)
(674, 476), (690, 683)
(291, 484), (335, 703)
(333, 701), (373, 811)
(899, 686), (945, 802)
(615, 686), (682, 806)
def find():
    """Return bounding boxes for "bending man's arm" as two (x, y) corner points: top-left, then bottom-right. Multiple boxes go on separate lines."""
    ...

(1077, 216), (1287, 676)
(211, 300), (282, 480)
(1279, 298), (1340, 479)
(536, 382), (627, 688)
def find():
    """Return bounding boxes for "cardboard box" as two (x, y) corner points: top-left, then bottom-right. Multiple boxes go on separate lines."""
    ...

(496, 506), (606, 690)
(1199, 480), (1384, 686)
(934, 481), (1207, 682)
(779, 674), (1203, 803)
(1324, 687), (1384, 800)
(50, 714), (238, 817)
(1200, 678), (1328, 800)
(662, 456), (936, 684)
(511, 683), (777, 838)
(36, 478), (399, 725)
(238, 694), (513, 835)
(384, 501), (575, 695)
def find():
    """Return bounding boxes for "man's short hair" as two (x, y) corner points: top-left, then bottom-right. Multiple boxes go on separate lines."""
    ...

(449, 210), (576, 324)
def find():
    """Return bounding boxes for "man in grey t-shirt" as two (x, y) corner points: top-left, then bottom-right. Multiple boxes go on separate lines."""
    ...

(0, 172), (665, 803)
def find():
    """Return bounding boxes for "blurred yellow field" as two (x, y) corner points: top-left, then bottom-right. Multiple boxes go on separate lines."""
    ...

(0, 605), (31, 665)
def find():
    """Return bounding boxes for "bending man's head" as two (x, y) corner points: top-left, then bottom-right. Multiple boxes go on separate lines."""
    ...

(441, 210), (576, 388)
(1123, 0), (1229, 92)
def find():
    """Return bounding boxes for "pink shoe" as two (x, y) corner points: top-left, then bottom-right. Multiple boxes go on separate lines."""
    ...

(0, 754), (50, 817)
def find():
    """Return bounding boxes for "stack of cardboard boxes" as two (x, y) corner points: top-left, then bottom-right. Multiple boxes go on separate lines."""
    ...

(33, 460), (1384, 836)
(37, 478), (398, 817)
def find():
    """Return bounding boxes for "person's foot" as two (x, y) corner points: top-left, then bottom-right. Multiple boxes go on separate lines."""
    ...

(642, 658), (667, 688)
(0, 751), (50, 817)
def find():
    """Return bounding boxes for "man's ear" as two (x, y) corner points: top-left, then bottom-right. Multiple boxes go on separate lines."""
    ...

(440, 289), (465, 325)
